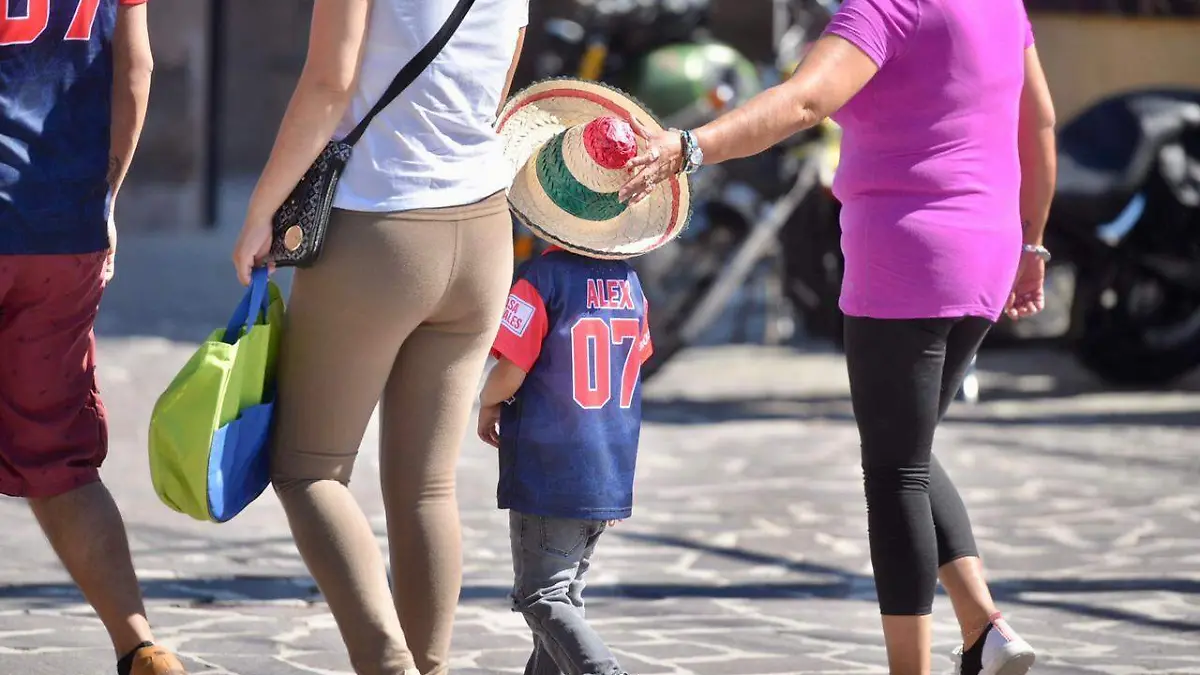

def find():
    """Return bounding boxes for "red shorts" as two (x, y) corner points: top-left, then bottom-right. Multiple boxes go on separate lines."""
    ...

(0, 252), (108, 498)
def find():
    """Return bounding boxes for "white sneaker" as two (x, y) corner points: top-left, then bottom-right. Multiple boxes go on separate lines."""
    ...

(950, 616), (1036, 675)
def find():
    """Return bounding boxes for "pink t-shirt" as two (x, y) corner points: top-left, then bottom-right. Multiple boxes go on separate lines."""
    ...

(824, 0), (1035, 320)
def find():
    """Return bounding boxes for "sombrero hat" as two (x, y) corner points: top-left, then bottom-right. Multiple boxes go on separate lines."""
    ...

(497, 79), (691, 259)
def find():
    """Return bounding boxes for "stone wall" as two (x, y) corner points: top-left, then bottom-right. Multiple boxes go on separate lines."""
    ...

(120, 0), (313, 232)
(119, 0), (211, 233)
(216, 0), (313, 174)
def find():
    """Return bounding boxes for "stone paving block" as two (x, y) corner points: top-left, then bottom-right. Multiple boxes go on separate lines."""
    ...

(1, 329), (1198, 674)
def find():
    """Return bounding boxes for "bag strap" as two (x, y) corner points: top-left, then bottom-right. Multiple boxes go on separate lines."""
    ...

(223, 267), (271, 344)
(341, 0), (478, 147)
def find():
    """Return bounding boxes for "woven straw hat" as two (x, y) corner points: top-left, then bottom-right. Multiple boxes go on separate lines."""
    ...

(497, 79), (691, 259)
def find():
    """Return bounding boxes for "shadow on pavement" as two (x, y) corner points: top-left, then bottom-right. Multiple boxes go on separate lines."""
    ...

(614, 531), (1200, 633)
(994, 578), (1200, 634)
(2, 531), (1196, 634)
(644, 394), (1200, 427)
(0, 575), (318, 605)
(975, 346), (1200, 399)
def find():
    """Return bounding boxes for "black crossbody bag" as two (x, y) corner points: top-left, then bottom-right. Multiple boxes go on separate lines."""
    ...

(270, 0), (477, 267)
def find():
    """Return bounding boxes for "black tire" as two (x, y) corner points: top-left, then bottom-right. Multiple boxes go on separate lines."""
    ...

(1071, 260), (1200, 386)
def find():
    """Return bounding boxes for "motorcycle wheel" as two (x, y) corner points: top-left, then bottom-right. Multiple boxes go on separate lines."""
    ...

(632, 203), (748, 381)
(1072, 259), (1200, 386)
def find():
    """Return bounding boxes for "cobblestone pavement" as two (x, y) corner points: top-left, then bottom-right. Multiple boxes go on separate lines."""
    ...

(0, 231), (1198, 675)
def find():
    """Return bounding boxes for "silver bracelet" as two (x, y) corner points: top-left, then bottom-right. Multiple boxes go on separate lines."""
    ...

(1022, 244), (1051, 263)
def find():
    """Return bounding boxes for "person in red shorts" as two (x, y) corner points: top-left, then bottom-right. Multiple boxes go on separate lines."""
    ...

(0, 1), (185, 673)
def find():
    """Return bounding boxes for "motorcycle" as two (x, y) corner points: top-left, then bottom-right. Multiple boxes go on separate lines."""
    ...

(1050, 89), (1200, 385)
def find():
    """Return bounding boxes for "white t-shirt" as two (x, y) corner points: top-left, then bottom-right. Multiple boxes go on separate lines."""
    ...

(332, 0), (529, 213)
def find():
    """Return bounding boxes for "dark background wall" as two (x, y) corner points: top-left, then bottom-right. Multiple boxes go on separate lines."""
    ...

(215, 0), (314, 176)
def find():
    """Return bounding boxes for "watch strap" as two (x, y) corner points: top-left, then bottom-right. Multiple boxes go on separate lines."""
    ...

(672, 128), (700, 175)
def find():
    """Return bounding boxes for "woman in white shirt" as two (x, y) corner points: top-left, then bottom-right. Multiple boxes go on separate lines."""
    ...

(230, 1), (527, 673)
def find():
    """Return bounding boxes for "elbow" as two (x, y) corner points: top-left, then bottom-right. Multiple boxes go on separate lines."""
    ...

(782, 78), (830, 136)
(502, 368), (527, 396)
(1019, 107), (1058, 153)
(1025, 100), (1057, 134)
(793, 102), (824, 135)
(1036, 104), (1057, 133)
(130, 55), (154, 87)
(498, 362), (528, 395)
(298, 66), (357, 104)
(115, 51), (153, 89)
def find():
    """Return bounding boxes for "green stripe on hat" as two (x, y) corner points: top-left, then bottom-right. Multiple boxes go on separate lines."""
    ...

(535, 133), (628, 222)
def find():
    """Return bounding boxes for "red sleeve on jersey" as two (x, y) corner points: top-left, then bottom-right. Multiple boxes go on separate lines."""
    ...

(491, 278), (549, 372)
(119, 0), (149, 5)
(639, 296), (653, 364)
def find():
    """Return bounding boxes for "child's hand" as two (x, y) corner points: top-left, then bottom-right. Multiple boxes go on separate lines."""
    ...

(477, 403), (501, 448)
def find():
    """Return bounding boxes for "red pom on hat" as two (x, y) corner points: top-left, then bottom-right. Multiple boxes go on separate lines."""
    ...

(582, 116), (637, 170)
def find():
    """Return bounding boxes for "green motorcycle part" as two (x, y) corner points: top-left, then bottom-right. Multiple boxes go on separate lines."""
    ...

(616, 41), (761, 126)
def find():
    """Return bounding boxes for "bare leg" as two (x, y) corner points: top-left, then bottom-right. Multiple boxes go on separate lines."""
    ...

(939, 557), (999, 646)
(880, 615), (933, 675)
(28, 482), (154, 657)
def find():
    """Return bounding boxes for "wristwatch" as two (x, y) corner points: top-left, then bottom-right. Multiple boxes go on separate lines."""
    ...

(1022, 244), (1051, 263)
(673, 128), (704, 175)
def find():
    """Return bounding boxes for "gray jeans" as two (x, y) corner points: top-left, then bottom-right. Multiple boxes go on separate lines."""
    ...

(509, 511), (624, 675)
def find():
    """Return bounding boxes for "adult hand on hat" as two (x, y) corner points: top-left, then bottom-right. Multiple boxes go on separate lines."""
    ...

(618, 120), (683, 206)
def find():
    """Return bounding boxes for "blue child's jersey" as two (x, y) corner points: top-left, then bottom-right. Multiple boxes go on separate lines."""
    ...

(0, 0), (131, 255)
(491, 249), (652, 521)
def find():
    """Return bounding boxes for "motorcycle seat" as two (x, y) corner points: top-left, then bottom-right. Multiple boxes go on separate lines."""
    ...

(1053, 91), (1200, 225)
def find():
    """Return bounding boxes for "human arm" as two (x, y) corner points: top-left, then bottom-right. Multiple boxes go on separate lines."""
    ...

(618, 0), (925, 204)
(1006, 44), (1057, 321)
(497, 27), (526, 116)
(231, 0), (372, 285)
(618, 34), (878, 203)
(480, 357), (528, 407)
(106, 0), (153, 281)
(477, 357), (527, 448)
(109, 1), (153, 203)
(639, 297), (653, 365)
(1017, 45), (1057, 248)
(694, 35), (877, 167)
(477, 277), (549, 447)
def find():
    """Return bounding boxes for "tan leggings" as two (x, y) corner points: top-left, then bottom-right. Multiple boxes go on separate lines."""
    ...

(270, 191), (513, 675)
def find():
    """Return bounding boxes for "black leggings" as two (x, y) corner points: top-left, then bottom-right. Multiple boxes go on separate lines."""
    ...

(843, 315), (992, 616)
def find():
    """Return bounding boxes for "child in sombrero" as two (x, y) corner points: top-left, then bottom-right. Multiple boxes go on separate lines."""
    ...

(476, 79), (692, 675)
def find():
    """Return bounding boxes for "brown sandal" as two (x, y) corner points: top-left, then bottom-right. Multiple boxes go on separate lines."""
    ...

(128, 645), (188, 675)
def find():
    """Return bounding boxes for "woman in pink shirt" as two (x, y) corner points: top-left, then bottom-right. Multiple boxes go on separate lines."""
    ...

(621, 1), (1056, 673)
